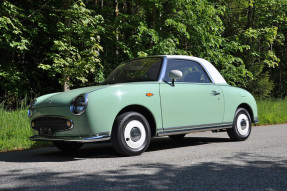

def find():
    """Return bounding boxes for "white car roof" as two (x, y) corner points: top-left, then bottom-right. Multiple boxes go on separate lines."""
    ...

(164, 55), (227, 84)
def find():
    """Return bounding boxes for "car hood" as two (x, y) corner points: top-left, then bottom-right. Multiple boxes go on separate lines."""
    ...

(35, 85), (107, 108)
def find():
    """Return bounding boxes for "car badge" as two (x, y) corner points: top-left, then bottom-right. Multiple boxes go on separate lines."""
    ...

(48, 100), (53, 104)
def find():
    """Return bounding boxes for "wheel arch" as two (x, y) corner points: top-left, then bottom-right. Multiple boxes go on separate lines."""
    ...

(237, 103), (254, 123)
(114, 105), (157, 137)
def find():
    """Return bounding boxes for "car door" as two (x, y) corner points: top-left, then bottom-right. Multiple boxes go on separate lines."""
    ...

(159, 59), (224, 129)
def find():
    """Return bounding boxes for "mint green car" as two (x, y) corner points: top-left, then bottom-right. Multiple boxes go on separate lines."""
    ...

(28, 55), (258, 156)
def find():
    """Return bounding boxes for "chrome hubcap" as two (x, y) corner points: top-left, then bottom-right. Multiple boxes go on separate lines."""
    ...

(130, 127), (141, 142)
(124, 120), (146, 149)
(240, 119), (247, 130)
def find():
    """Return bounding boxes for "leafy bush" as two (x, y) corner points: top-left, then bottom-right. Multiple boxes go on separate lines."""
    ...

(257, 99), (287, 125)
(0, 104), (50, 152)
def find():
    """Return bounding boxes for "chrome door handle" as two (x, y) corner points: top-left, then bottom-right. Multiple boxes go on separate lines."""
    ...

(210, 91), (220, 96)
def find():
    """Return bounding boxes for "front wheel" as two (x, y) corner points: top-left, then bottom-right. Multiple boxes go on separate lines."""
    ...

(111, 112), (151, 156)
(227, 108), (252, 141)
(53, 141), (83, 152)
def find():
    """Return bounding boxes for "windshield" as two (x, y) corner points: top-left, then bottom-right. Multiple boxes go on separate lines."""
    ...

(102, 57), (163, 84)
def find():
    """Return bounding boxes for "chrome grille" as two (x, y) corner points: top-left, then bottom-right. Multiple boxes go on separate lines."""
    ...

(32, 116), (73, 131)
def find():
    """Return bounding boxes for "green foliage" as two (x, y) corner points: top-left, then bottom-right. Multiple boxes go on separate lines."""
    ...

(0, 104), (50, 152)
(39, 0), (104, 87)
(217, 0), (287, 98)
(97, 0), (251, 87)
(0, 1), (38, 107)
(257, 99), (287, 125)
(0, 1), (30, 52)
(1, 0), (287, 107)
(0, 0), (104, 103)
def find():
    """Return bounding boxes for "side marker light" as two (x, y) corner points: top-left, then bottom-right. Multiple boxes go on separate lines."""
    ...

(146, 93), (154, 97)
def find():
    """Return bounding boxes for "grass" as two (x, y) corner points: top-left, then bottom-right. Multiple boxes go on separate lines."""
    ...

(0, 99), (286, 152)
(0, 105), (50, 152)
(257, 99), (287, 126)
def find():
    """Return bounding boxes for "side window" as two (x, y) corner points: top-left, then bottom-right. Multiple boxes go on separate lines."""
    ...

(163, 60), (211, 83)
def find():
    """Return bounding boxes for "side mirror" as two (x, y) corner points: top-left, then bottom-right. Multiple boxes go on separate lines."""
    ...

(169, 70), (182, 86)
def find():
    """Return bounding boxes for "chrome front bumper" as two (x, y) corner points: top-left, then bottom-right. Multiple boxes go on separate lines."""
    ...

(30, 131), (111, 143)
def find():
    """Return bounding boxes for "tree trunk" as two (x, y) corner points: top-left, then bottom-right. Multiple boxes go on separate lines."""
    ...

(114, 0), (119, 56)
(63, 0), (72, 91)
(246, 0), (255, 29)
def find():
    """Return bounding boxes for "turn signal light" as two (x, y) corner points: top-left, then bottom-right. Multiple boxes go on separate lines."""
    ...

(146, 93), (154, 97)
(67, 121), (72, 127)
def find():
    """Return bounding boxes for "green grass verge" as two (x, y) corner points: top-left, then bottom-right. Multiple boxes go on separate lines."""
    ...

(0, 99), (286, 152)
(257, 99), (287, 126)
(0, 107), (50, 152)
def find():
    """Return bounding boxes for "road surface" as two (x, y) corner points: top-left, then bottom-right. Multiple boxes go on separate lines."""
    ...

(0, 124), (286, 190)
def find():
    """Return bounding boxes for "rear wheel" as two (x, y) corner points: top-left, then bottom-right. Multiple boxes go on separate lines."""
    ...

(53, 141), (83, 152)
(227, 108), (252, 141)
(111, 112), (151, 156)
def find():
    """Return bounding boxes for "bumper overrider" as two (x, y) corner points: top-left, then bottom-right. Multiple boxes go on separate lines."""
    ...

(254, 117), (259, 124)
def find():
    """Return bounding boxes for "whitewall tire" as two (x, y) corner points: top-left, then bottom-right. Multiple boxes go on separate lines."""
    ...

(112, 112), (151, 156)
(227, 108), (252, 141)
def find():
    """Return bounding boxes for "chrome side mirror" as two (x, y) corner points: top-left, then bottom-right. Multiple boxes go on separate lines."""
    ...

(169, 70), (182, 86)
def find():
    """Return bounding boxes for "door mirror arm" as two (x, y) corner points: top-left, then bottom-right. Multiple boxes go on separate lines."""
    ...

(169, 70), (183, 86)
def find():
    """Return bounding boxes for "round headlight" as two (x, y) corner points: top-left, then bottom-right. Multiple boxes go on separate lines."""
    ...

(71, 94), (88, 115)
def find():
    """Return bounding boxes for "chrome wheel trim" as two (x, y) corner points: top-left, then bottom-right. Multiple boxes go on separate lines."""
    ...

(237, 114), (249, 136)
(124, 120), (146, 149)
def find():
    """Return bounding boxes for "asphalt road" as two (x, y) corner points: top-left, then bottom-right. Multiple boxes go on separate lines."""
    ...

(0, 124), (286, 191)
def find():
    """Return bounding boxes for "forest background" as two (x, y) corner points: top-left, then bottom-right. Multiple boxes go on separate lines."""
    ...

(1, 0), (287, 109)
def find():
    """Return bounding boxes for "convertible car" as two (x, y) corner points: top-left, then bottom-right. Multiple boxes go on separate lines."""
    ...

(28, 55), (258, 156)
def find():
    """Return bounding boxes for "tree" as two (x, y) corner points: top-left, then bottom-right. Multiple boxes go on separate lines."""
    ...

(0, 1), (46, 105)
(215, 0), (287, 98)
(94, 0), (250, 87)
(39, 0), (104, 91)
(1, 0), (287, 109)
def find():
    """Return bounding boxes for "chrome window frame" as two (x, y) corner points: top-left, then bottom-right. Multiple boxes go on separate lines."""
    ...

(158, 57), (215, 83)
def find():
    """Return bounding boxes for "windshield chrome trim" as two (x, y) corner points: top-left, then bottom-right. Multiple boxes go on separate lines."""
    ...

(158, 56), (168, 81)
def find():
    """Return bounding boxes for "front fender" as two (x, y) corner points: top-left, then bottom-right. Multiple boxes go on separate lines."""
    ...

(82, 83), (162, 135)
